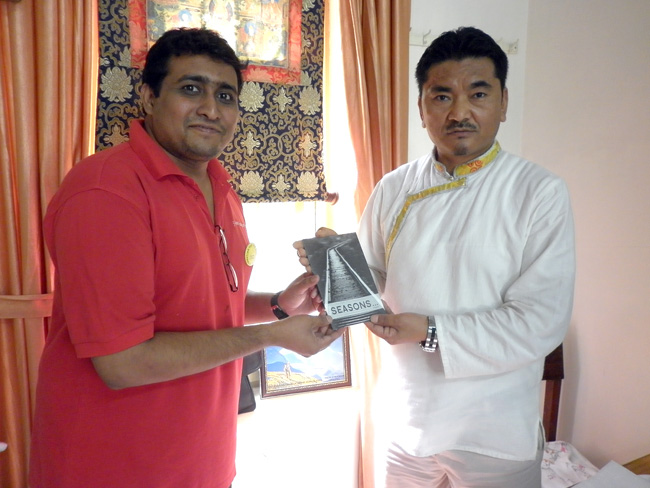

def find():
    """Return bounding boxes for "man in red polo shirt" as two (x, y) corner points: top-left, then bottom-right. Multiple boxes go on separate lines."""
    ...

(29, 28), (343, 488)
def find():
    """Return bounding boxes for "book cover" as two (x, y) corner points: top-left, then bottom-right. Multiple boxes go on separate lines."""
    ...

(302, 232), (385, 329)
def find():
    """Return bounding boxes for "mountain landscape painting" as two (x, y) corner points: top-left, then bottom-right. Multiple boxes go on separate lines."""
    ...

(261, 331), (351, 397)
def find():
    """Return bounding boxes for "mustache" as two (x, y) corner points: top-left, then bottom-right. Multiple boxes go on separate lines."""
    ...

(446, 122), (477, 131)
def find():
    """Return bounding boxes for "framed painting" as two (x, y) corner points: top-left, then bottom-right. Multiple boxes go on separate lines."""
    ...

(261, 329), (352, 398)
(131, 0), (302, 84)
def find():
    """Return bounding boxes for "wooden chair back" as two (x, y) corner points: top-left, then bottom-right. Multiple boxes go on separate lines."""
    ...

(542, 344), (564, 442)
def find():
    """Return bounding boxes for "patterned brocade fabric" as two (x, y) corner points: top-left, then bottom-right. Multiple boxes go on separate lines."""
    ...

(97, 0), (328, 202)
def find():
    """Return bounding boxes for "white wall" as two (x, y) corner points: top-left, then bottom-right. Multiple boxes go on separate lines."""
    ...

(235, 375), (359, 488)
(523, 0), (650, 467)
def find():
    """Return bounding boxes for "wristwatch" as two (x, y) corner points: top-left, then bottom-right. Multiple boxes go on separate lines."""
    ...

(270, 291), (289, 319)
(420, 315), (438, 353)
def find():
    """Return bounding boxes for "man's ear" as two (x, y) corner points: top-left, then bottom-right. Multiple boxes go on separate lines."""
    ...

(500, 87), (509, 123)
(141, 84), (155, 116)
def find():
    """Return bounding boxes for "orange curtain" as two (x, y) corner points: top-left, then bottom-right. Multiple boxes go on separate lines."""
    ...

(340, 0), (410, 218)
(0, 0), (97, 486)
(338, 1), (410, 486)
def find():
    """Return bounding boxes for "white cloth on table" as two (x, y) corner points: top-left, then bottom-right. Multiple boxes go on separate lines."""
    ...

(542, 441), (598, 487)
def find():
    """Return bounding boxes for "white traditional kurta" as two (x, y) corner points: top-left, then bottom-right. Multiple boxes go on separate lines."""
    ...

(358, 142), (575, 461)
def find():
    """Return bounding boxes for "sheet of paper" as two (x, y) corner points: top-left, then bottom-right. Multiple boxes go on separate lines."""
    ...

(575, 461), (650, 487)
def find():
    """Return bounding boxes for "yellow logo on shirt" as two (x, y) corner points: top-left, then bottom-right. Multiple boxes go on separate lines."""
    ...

(245, 243), (256, 266)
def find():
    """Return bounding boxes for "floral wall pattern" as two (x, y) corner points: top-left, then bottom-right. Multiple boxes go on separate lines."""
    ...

(96, 0), (328, 202)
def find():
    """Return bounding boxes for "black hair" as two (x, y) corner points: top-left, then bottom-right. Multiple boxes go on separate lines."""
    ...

(142, 28), (246, 97)
(415, 27), (508, 96)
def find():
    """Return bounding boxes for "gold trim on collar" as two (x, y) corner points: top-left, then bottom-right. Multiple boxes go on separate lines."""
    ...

(384, 142), (501, 266)
(436, 141), (501, 177)
(385, 179), (466, 264)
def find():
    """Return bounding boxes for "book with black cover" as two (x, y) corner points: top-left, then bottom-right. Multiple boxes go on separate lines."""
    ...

(302, 232), (385, 329)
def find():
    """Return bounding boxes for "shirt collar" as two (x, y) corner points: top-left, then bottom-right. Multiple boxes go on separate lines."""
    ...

(128, 119), (233, 185)
(433, 141), (501, 178)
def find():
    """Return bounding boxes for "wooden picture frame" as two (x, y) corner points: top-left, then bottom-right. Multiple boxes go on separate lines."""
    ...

(261, 329), (352, 398)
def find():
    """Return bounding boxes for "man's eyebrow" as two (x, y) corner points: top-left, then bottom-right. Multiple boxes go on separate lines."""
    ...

(469, 80), (493, 90)
(430, 84), (452, 93)
(177, 74), (238, 93)
(429, 80), (494, 92)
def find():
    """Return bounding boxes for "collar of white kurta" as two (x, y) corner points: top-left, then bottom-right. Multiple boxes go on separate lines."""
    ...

(385, 141), (502, 266)
(434, 141), (501, 178)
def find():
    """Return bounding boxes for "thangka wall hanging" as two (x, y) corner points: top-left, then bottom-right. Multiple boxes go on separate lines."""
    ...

(96, 0), (328, 202)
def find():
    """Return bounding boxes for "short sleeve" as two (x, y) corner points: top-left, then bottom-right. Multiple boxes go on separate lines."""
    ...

(50, 189), (156, 357)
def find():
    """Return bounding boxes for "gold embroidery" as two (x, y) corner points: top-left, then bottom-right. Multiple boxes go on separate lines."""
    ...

(239, 82), (265, 112)
(299, 133), (317, 158)
(297, 171), (319, 198)
(273, 88), (293, 112)
(239, 171), (264, 198)
(103, 124), (128, 147)
(100, 67), (133, 102)
(118, 46), (131, 67)
(299, 85), (321, 115)
(242, 131), (261, 156)
(272, 175), (291, 196)
(454, 142), (501, 176)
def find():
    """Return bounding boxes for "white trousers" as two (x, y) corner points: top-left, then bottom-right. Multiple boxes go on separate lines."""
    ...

(378, 426), (545, 488)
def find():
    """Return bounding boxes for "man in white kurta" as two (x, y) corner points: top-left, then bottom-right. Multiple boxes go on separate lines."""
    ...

(359, 140), (575, 464)
(357, 27), (576, 487)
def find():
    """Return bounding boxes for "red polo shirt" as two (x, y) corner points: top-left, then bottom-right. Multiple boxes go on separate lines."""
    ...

(30, 120), (251, 488)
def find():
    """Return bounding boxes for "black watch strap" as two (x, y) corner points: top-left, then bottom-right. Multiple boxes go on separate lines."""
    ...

(270, 292), (289, 319)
